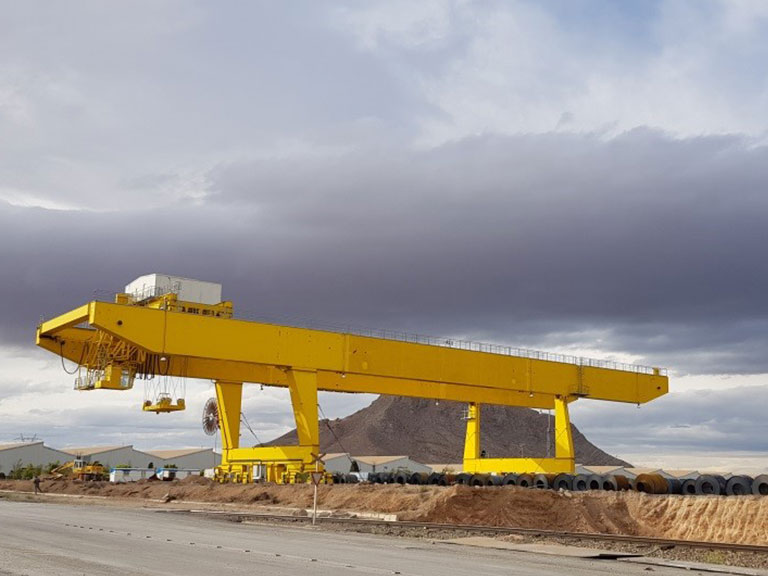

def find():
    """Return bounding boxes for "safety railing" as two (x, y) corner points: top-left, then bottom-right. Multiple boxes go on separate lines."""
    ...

(233, 310), (667, 376)
(87, 294), (666, 376)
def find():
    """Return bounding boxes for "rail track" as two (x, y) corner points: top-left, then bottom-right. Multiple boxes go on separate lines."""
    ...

(201, 511), (768, 555)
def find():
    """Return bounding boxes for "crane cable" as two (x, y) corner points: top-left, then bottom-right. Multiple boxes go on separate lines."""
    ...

(60, 341), (87, 375)
(240, 412), (264, 446)
(317, 402), (355, 466)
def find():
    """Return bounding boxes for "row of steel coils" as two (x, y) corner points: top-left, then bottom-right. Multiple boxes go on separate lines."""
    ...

(346, 471), (768, 496)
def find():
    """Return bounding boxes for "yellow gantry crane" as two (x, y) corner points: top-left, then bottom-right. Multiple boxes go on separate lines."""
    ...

(36, 275), (668, 484)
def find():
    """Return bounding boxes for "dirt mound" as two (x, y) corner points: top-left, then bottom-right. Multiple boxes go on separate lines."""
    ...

(405, 486), (640, 535)
(178, 475), (212, 486)
(270, 395), (628, 466)
(406, 486), (768, 545)
(625, 492), (768, 544)
(3, 479), (767, 545)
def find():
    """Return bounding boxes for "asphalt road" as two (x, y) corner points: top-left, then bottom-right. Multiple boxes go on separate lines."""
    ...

(0, 499), (691, 576)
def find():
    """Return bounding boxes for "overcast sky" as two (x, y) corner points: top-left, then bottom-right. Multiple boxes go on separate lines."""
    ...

(1, 0), (767, 471)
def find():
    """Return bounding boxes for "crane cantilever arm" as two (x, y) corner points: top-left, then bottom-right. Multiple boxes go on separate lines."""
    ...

(38, 304), (91, 337)
(36, 326), (94, 362)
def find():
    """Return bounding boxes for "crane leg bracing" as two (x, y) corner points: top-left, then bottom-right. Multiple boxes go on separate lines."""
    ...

(36, 286), (668, 484)
(463, 398), (575, 474)
(214, 372), (321, 482)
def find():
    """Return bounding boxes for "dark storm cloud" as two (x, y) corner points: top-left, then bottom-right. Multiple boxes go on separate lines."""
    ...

(3, 130), (768, 375)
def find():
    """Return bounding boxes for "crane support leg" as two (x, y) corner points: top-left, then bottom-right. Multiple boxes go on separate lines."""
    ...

(463, 403), (480, 461)
(462, 395), (576, 475)
(554, 395), (575, 461)
(288, 369), (319, 449)
(215, 372), (321, 484)
(214, 380), (247, 483)
(215, 381), (242, 453)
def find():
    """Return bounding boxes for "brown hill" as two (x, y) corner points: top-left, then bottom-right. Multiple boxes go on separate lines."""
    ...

(269, 395), (630, 467)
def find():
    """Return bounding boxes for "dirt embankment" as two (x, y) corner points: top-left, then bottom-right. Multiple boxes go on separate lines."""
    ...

(2, 478), (766, 546)
(409, 485), (768, 544)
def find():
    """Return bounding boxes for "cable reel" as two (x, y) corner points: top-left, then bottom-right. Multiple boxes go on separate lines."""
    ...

(202, 397), (219, 435)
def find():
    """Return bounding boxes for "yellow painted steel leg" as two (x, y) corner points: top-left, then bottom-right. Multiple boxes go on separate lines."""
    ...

(214, 373), (320, 484)
(247, 369), (319, 483)
(464, 397), (576, 475)
(215, 380), (242, 460)
(463, 403), (480, 462)
(554, 395), (575, 462)
(287, 369), (319, 449)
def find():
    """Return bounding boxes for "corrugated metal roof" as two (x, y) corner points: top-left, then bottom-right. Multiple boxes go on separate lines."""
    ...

(425, 463), (463, 472)
(662, 469), (699, 478)
(624, 467), (661, 475)
(144, 448), (211, 459)
(321, 453), (350, 461)
(582, 465), (625, 474)
(353, 455), (409, 465)
(0, 441), (43, 451)
(63, 445), (129, 456)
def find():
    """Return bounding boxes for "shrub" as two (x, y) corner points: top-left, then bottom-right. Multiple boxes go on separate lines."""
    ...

(9, 460), (22, 480)
(11, 464), (43, 480)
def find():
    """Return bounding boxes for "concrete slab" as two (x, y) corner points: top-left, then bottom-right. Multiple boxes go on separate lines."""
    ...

(444, 536), (768, 576)
(0, 500), (692, 576)
(439, 536), (643, 559)
(621, 556), (768, 576)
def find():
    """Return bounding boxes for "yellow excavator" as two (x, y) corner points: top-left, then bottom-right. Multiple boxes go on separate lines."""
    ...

(50, 458), (107, 481)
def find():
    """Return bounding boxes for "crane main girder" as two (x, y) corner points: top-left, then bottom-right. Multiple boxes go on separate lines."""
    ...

(37, 299), (668, 482)
(38, 301), (667, 406)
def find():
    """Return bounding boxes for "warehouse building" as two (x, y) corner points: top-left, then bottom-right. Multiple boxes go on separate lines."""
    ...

(576, 465), (627, 477)
(662, 469), (700, 481)
(0, 442), (71, 474)
(321, 453), (357, 473)
(322, 453), (432, 474)
(145, 448), (220, 470)
(576, 465), (702, 481)
(426, 463), (463, 474)
(352, 455), (431, 474)
(62, 446), (154, 469)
